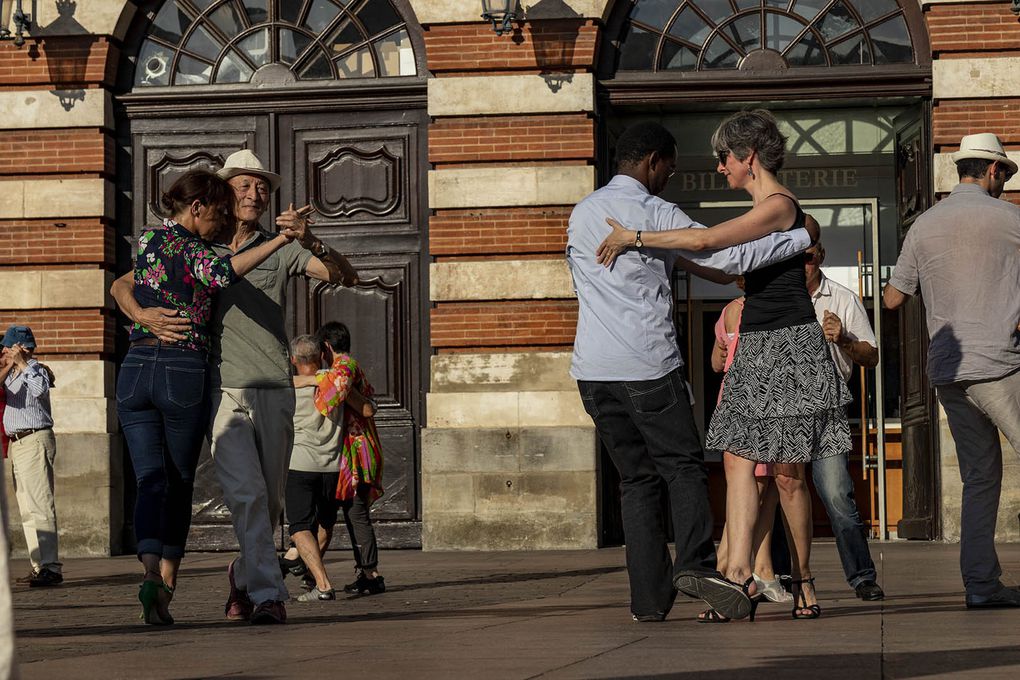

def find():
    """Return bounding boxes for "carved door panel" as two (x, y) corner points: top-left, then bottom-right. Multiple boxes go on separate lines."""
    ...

(893, 107), (939, 540)
(281, 111), (427, 547)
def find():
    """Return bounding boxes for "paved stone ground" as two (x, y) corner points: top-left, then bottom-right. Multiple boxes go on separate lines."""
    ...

(10, 542), (1020, 679)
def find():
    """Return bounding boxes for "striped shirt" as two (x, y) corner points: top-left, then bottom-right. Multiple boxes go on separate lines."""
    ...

(3, 359), (53, 434)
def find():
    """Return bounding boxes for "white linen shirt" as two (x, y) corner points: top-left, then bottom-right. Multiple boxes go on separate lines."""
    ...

(568, 174), (812, 381)
(810, 272), (877, 383)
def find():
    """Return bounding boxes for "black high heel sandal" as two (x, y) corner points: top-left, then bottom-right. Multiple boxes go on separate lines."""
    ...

(742, 576), (763, 622)
(791, 577), (821, 620)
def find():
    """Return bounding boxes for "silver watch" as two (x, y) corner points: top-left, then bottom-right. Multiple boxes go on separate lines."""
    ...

(312, 240), (328, 257)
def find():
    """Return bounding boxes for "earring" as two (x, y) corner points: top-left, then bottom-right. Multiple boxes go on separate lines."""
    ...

(748, 165), (755, 180)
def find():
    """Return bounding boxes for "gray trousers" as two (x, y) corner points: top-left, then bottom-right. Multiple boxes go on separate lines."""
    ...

(936, 367), (1020, 597)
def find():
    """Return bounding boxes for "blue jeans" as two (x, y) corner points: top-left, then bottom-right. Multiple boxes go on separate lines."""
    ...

(578, 369), (717, 618)
(116, 345), (210, 560)
(812, 452), (877, 588)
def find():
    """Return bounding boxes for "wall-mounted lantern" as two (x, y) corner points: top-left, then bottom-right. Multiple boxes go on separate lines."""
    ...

(0, 0), (31, 47)
(1012, 0), (1020, 19)
(481, 0), (517, 36)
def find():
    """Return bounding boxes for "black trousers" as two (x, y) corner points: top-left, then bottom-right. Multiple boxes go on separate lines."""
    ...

(578, 368), (718, 617)
(341, 484), (379, 571)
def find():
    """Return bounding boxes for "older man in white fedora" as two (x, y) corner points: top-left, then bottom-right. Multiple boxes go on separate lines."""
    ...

(112, 149), (357, 624)
(885, 132), (1020, 609)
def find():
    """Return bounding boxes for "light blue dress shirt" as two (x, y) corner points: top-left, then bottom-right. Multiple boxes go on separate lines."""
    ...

(3, 359), (54, 433)
(568, 174), (812, 381)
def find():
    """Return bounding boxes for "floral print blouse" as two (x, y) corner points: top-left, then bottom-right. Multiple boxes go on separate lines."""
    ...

(130, 219), (236, 352)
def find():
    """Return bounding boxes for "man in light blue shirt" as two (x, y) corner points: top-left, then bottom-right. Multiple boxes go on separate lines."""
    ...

(568, 122), (810, 622)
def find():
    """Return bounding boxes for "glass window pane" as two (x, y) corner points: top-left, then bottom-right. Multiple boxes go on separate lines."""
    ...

(151, 2), (193, 45)
(327, 20), (363, 56)
(786, 33), (826, 65)
(618, 25), (659, 70)
(829, 32), (869, 64)
(215, 50), (255, 82)
(725, 15), (761, 53)
(818, 2), (860, 42)
(281, 0), (306, 24)
(174, 54), (213, 84)
(242, 0), (269, 24)
(660, 41), (698, 70)
(305, 0), (342, 34)
(238, 28), (271, 66)
(765, 0), (791, 8)
(209, 2), (246, 36)
(358, 0), (402, 37)
(190, 0), (215, 11)
(792, 0), (828, 22)
(374, 29), (416, 76)
(869, 14), (912, 64)
(698, 0), (737, 23)
(300, 51), (335, 79)
(184, 23), (225, 61)
(668, 7), (712, 47)
(851, 0), (899, 23)
(337, 46), (375, 78)
(630, 0), (678, 30)
(765, 11), (803, 52)
(733, 0), (759, 9)
(703, 35), (740, 69)
(135, 39), (173, 86)
(279, 28), (313, 64)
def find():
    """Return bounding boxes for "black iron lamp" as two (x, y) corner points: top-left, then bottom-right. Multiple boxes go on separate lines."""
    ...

(1, 0), (31, 47)
(481, 0), (517, 36)
(1013, 0), (1020, 19)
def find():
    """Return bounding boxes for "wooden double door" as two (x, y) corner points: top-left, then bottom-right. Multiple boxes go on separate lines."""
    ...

(125, 106), (428, 548)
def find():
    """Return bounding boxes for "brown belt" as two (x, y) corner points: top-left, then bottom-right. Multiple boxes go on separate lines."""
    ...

(8, 428), (48, 442)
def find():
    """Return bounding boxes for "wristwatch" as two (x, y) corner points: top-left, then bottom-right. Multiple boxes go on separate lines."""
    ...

(311, 240), (328, 257)
(634, 230), (643, 248)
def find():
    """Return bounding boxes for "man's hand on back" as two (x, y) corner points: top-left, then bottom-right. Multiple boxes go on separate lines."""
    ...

(136, 307), (190, 343)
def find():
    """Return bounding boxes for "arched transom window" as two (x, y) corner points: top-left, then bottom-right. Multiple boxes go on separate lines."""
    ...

(135, 0), (417, 87)
(618, 0), (915, 72)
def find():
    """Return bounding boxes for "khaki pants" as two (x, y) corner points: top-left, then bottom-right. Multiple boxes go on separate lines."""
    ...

(210, 387), (295, 605)
(0, 452), (21, 679)
(937, 367), (1020, 597)
(9, 429), (60, 573)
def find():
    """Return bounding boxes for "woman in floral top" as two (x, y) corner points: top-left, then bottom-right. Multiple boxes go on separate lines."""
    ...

(114, 170), (297, 625)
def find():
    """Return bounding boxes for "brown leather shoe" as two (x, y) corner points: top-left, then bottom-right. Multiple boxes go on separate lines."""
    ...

(28, 568), (63, 587)
(250, 600), (287, 625)
(224, 559), (253, 621)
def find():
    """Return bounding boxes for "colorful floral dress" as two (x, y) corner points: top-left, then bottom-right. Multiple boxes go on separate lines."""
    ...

(314, 352), (384, 504)
(130, 219), (236, 352)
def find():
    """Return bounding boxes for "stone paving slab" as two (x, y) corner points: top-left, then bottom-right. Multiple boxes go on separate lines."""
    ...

(9, 542), (1020, 679)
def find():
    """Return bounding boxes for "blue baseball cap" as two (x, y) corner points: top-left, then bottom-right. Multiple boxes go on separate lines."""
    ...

(1, 325), (36, 349)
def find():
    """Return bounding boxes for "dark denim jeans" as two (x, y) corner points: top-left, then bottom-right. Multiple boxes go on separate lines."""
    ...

(812, 452), (877, 588)
(116, 345), (210, 560)
(578, 368), (717, 618)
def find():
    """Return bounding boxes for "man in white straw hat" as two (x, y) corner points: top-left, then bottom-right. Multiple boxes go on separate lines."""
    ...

(885, 132), (1020, 609)
(111, 149), (358, 624)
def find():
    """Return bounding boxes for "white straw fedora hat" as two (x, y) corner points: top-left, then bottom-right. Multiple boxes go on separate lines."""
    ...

(951, 133), (1017, 175)
(216, 149), (282, 192)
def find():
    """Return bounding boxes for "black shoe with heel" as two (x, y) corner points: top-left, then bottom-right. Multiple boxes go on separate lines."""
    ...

(791, 577), (821, 620)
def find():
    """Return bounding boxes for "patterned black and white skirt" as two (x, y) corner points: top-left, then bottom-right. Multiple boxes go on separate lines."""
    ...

(706, 322), (852, 464)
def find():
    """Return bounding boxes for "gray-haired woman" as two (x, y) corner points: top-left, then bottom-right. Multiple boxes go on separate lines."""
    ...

(598, 109), (849, 621)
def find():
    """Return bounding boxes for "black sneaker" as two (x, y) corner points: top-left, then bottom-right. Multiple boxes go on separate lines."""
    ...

(278, 554), (307, 578)
(855, 581), (885, 601)
(343, 573), (386, 595)
(29, 568), (63, 587)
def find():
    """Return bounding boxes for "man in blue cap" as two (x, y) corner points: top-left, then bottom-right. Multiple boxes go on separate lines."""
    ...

(0, 325), (62, 587)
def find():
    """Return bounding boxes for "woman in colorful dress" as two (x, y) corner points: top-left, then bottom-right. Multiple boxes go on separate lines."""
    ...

(313, 321), (385, 595)
(113, 169), (298, 625)
(597, 110), (848, 620)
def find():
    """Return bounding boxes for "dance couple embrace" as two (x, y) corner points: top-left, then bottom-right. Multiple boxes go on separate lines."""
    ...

(568, 110), (851, 623)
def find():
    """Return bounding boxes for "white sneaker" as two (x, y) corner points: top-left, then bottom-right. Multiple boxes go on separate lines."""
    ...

(754, 573), (793, 603)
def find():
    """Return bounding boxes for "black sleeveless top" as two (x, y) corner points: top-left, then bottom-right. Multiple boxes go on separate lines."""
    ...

(739, 194), (816, 333)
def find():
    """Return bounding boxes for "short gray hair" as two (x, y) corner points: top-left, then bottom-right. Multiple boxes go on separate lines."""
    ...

(711, 109), (787, 174)
(289, 334), (321, 364)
